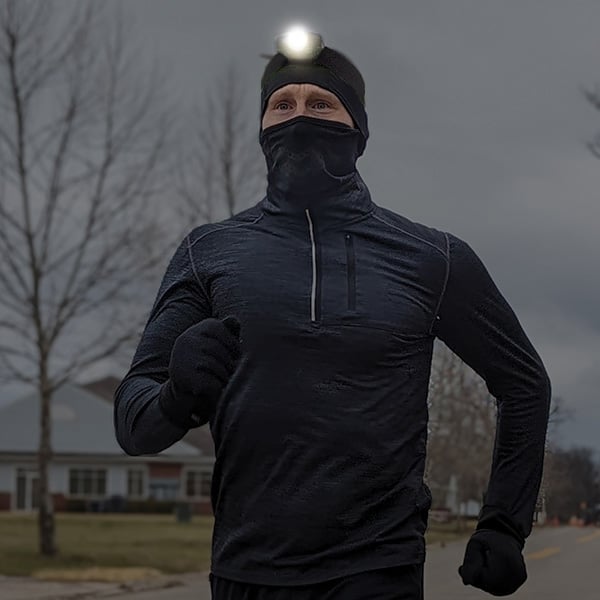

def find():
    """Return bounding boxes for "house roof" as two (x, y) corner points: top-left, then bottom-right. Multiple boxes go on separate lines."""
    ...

(82, 376), (215, 458)
(0, 382), (200, 458)
(82, 376), (123, 403)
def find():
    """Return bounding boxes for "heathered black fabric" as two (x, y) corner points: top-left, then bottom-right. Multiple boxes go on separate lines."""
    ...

(113, 171), (551, 586)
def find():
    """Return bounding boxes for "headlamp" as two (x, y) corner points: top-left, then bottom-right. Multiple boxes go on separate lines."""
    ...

(275, 26), (324, 62)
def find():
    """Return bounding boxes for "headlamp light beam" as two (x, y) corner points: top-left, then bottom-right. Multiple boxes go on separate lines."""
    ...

(276, 26), (324, 61)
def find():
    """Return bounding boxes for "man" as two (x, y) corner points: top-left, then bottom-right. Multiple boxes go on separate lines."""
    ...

(114, 31), (551, 599)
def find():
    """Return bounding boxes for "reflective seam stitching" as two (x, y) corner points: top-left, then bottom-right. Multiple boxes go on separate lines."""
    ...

(305, 209), (317, 322)
(372, 211), (448, 259)
(187, 213), (264, 311)
(186, 234), (210, 303)
(429, 231), (450, 335)
(188, 213), (265, 249)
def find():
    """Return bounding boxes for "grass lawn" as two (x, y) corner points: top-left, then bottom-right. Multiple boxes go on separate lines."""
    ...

(0, 513), (474, 578)
(0, 513), (214, 577)
(425, 518), (477, 546)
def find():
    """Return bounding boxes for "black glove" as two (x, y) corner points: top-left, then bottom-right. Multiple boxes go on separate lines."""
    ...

(158, 315), (241, 429)
(459, 528), (527, 596)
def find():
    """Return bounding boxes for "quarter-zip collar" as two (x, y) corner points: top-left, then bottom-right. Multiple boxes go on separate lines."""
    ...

(259, 115), (374, 230)
(261, 171), (375, 230)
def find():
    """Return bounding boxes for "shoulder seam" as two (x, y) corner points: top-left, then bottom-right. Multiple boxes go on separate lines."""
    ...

(429, 231), (450, 335)
(372, 212), (447, 258)
(188, 213), (264, 249)
(186, 233), (211, 302)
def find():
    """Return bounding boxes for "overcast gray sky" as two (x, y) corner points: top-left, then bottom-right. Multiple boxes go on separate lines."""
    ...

(6, 1), (599, 452)
(122, 0), (600, 450)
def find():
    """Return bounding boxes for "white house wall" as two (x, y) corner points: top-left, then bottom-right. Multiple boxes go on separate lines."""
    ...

(0, 464), (14, 493)
(107, 465), (128, 496)
(52, 463), (69, 494)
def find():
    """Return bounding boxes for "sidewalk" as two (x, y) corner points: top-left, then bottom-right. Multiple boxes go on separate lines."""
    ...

(0, 572), (210, 600)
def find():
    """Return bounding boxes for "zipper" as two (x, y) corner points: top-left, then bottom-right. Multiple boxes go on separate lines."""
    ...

(345, 233), (356, 311)
(305, 209), (318, 322)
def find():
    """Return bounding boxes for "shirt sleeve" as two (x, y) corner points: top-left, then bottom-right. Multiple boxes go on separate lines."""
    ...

(113, 233), (212, 456)
(431, 231), (551, 540)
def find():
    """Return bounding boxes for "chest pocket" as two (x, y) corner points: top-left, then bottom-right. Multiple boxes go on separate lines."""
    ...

(320, 231), (435, 339)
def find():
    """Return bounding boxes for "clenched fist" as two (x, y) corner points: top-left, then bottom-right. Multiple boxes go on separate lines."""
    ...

(459, 529), (527, 596)
(158, 315), (241, 428)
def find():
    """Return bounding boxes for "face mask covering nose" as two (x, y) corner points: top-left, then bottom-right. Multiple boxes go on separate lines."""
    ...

(259, 115), (363, 199)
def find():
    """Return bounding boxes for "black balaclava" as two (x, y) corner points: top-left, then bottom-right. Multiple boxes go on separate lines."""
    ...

(259, 47), (369, 203)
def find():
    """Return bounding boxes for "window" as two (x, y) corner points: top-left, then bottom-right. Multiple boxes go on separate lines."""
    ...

(185, 470), (212, 498)
(68, 468), (106, 497)
(15, 468), (40, 511)
(127, 469), (145, 498)
(148, 478), (180, 501)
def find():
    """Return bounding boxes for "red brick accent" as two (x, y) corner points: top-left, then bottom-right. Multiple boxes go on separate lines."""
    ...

(0, 492), (11, 511)
(53, 494), (67, 512)
(0, 492), (67, 512)
(148, 463), (182, 478)
(192, 499), (213, 516)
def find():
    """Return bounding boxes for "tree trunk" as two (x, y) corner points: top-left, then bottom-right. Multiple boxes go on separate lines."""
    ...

(38, 374), (56, 556)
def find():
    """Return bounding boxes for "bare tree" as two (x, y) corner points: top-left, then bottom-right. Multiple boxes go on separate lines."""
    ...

(583, 84), (600, 158)
(174, 61), (265, 227)
(0, 0), (174, 555)
(426, 342), (497, 515)
(531, 394), (571, 522)
(427, 341), (564, 527)
(543, 445), (600, 523)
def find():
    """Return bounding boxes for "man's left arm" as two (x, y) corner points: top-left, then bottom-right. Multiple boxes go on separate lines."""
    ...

(431, 231), (551, 595)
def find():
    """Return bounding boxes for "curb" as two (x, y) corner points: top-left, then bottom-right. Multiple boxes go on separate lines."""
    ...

(0, 572), (208, 600)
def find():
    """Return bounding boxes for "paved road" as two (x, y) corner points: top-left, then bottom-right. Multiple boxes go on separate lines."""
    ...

(117, 527), (600, 600)
(425, 526), (600, 599)
(2, 527), (598, 599)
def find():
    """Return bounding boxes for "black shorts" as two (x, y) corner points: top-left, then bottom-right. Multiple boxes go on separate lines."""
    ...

(209, 563), (424, 600)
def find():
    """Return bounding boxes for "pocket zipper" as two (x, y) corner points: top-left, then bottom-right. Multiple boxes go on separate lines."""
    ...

(345, 233), (356, 311)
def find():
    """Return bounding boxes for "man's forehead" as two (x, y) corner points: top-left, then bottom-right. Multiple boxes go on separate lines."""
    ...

(269, 83), (339, 100)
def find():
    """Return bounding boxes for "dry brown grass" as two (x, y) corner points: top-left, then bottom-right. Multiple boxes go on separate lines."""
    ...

(32, 566), (164, 582)
(0, 513), (213, 577)
(0, 512), (474, 579)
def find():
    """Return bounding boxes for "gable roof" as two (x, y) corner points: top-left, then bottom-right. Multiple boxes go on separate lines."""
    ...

(0, 382), (200, 457)
(81, 376), (123, 403)
(82, 376), (215, 457)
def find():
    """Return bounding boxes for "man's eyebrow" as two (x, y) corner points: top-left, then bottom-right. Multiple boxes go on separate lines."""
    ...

(307, 90), (339, 101)
(269, 89), (340, 104)
(270, 90), (292, 102)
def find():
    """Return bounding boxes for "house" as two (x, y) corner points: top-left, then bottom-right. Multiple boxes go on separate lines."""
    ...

(0, 380), (215, 514)
(82, 376), (216, 459)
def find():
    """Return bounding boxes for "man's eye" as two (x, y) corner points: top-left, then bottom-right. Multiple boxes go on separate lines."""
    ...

(314, 101), (331, 109)
(275, 102), (291, 110)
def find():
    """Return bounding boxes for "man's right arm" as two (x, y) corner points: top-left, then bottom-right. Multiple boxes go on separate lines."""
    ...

(113, 233), (212, 456)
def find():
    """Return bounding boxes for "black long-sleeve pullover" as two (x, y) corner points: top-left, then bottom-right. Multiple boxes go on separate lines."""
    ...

(114, 172), (551, 585)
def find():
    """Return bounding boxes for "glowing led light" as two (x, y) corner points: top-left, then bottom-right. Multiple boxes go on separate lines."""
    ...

(276, 26), (324, 61)
(285, 27), (309, 53)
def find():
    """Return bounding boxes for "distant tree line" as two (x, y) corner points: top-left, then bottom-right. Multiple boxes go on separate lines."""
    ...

(543, 445), (600, 524)
(426, 342), (600, 525)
